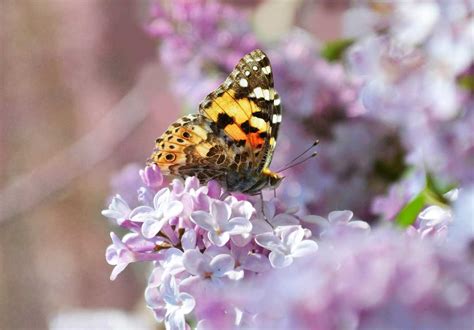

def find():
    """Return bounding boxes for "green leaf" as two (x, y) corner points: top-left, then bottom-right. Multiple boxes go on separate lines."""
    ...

(320, 38), (355, 62)
(458, 74), (474, 92)
(425, 173), (451, 206)
(395, 193), (426, 227)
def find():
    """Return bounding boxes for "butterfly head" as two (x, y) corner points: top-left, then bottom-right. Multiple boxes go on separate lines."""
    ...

(262, 168), (284, 189)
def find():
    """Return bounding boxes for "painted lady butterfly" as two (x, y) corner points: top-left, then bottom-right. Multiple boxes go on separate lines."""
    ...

(148, 49), (283, 194)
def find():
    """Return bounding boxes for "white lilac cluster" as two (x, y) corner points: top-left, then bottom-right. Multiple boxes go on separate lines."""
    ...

(102, 165), (321, 329)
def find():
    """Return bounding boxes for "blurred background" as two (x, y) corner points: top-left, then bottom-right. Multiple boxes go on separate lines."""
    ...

(1, 0), (472, 329)
(1, 1), (344, 328)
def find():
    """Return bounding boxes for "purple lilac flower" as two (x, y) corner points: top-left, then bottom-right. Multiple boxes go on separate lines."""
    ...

(449, 185), (474, 250)
(146, 0), (258, 107)
(195, 228), (474, 329)
(301, 210), (370, 239)
(345, 1), (473, 185)
(102, 165), (319, 329)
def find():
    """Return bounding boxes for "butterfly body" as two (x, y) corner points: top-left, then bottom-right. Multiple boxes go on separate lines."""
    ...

(148, 49), (283, 194)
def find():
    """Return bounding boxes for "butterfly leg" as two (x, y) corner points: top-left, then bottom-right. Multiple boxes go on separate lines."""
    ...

(259, 192), (272, 225)
(220, 190), (231, 201)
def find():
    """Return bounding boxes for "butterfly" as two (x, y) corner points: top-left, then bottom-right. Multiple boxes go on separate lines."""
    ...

(148, 49), (283, 195)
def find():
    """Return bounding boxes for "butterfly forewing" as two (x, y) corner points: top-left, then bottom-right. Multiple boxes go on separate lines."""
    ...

(149, 49), (282, 192)
(199, 49), (281, 171)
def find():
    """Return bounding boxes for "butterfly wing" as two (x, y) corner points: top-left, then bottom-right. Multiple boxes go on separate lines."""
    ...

(148, 49), (282, 188)
(148, 113), (236, 183)
(199, 49), (281, 173)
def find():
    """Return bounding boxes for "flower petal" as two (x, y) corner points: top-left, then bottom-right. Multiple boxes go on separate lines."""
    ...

(208, 231), (230, 247)
(291, 239), (319, 258)
(190, 211), (215, 231)
(142, 218), (166, 239)
(272, 213), (300, 226)
(269, 251), (293, 268)
(210, 254), (235, 277)
(242, 253), (272, 272)
(178, 292), (196, 314)
(282, 226), (305, 246)
(164, 200), (184, 219)
(211, 200), (231, 223)
(110, 262), (128, 281)
(181, 229), (196, 250)
(255, 233), (282, 251)
(227, 217), (252, 235)
(182, 250), (209, 276)
(153, 188), (171, 210)
(328, 210), (353, 223)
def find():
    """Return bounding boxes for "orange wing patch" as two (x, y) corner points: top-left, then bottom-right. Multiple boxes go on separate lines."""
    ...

(201, 89), (269, 149)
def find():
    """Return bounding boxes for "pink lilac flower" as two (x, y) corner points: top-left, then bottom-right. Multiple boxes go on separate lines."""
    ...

(146, 0), (258, 106)
(301, 210), (370, 239)
(415, 205), (453, 239)
(345, 1), (473, 185)
(196, 228), (474, 329)
(162, 275), (196, 330)
(449, 185), (474, 250)
(190, 199), (252, 247)
(103, 165), (319, 329)
(136, 188), (184, 239)
(105, 232), (161, 280)
(255, 225), (318, 268)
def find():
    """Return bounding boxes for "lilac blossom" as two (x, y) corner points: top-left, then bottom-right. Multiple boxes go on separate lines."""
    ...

(162, 275), (196, 330)
(302, 210), (370, 239)
(255, 225), (318, 268)
(99, 2), (474, 329)
(146, 0), (258, 106)
(105, 232), (161, 280)
(135, 188), (184, 239)
(197, 228), (474, 329)
(190, 200), (252, 247)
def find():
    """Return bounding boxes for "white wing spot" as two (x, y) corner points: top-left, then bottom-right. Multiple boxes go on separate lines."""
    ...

(252, 65), (258, 71)
(239, 78), (248, 88)
(272, 114), (282, 123)
(245, 71), (251, 76)
(262, 66), (272, 75)
(263, 89), (270, 100)
(253, 87), (264, 99)
(274, 98), (281, 106)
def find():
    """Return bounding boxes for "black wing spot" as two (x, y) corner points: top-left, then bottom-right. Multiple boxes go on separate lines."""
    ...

(207, 146), (218, 157)
(237, 139), (246, 147)
(169, 145), (175, 149)
(253, 111), (270, 121)
(217, 113), (234, 129)
(241, 120), (260, 133)
(176, 138), (185, 143)
(259, 132), (268, 138)
(166, 153), (175, 161)
(216, 154), (226, 164)
(182, 132), (191, 139)
(172, 123), (181, 127)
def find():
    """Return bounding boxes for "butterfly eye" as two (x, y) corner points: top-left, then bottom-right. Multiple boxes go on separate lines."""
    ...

(165, 153), (175, 161)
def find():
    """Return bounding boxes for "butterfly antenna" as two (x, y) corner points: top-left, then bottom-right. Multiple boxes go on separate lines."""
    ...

(284, 139), (319, 167)
(277, 152), (318, 173)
